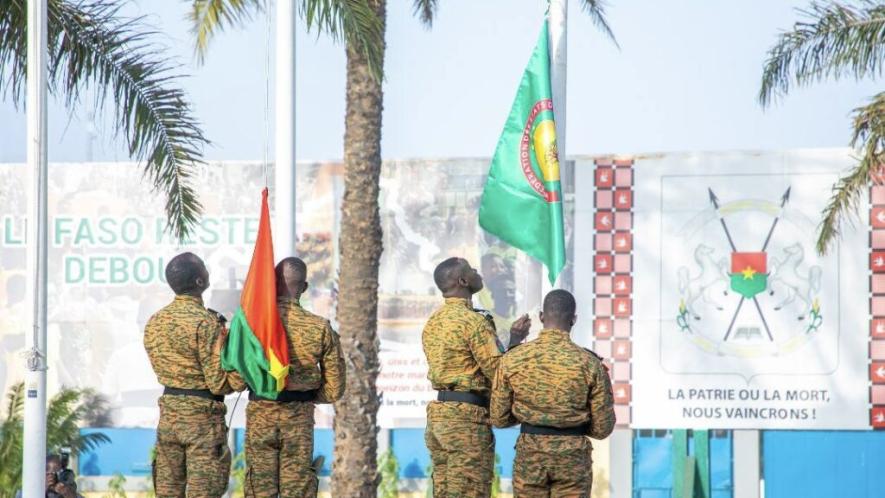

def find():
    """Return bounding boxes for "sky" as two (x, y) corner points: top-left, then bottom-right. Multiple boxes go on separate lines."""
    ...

(0, 0), (881, 164)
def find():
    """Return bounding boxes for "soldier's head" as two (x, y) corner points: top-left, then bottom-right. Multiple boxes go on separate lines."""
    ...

(164, 252), (209, 297)
(540, 289), (577, 332)
(276, 257), (308, 299)
(433, 257), (483, 298)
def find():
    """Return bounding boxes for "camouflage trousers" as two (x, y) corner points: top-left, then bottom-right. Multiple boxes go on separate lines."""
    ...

(513, 434), (594, 498)
(244, 400), (317, 498)
(425, 401), (495, 498)
(153, 395), (231, 498)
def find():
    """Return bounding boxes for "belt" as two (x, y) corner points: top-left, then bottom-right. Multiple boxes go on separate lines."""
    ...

(249, 390), (318, 403)
(520, 422), (590, 437)
(163, 387), (224, 402)
(436, 390), (489, 409)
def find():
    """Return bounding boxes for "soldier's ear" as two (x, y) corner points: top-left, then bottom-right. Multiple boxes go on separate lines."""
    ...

(302, 281), (310, 293)
(538, 311), (545, 322)
(458, 277), (469, 288)
(571, 314), (577, 326)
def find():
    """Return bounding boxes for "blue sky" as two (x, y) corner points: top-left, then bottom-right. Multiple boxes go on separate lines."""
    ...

(0, 0), (880, 163)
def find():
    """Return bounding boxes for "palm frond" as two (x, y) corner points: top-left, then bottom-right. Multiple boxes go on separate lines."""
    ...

(301, 0), (385, 81)
(0, 0), (208, 241)
(578, 0), (619, 48)
(817, 91), (885, 254)
(760, 1), (885, 107)
(412, 0), (438, 28)
(188, 0), (266, 64)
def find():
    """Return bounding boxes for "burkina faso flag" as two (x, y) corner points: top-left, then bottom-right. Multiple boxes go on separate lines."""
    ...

(221, 188), (290, 399)
(730, 252), (767, 299)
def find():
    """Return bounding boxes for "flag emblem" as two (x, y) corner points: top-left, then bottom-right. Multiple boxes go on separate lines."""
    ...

(730, 252), (768, 298)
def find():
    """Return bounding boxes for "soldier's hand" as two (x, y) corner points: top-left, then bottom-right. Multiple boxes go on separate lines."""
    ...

(508, 314), (531, 348)
(213, 326), (230, 355)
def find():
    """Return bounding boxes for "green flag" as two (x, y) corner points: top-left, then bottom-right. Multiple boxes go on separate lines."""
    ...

(479, 20), (565, 285)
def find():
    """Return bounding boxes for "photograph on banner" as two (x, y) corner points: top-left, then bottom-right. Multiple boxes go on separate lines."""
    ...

(590, 150), (871, 430)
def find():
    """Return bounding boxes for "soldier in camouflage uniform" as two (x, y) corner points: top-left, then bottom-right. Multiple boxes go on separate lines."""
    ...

(422, 257), (531, 498)
(491, 289), (616, 497)
(144, 252), (241, 497)
(244, 257), (345, 497)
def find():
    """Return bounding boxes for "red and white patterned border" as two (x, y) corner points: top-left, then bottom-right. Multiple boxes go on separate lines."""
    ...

(592, 157), (634, 427)
(870, 185), (885, 428)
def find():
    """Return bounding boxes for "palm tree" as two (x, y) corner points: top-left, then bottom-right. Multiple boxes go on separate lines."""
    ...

(759, 1), (885, 254)
(0, 0), (209, 240)
(0, 382), (110, 497)
(190, 1), (614, 495)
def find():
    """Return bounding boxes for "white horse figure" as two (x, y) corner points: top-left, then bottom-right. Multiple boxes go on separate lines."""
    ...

(678, 244), (729, 320)
(767, 243), (822, 320)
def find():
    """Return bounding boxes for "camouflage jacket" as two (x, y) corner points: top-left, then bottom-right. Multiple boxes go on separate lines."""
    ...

(490, 328), (616, 439)
(143, 295), (235, 395)
(278, 297), (345, 403)
(422, 297), (503, 396)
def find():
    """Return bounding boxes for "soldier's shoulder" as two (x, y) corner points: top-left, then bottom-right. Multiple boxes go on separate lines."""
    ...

(581, 346), (606, 364)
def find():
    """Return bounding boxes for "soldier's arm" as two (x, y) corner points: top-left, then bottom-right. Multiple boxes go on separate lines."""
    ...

(466, 319), (503, 382)
(490, 359), (518, 428)
(316, 321), (346, 404)
(587, 359), (616, 439)
(197, 318), (234, 395)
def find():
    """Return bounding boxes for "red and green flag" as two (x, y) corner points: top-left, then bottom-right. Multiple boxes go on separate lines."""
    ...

(479, 19), (565, 285)
(730, 252), (767, 299)
(221, 188), (290, 398)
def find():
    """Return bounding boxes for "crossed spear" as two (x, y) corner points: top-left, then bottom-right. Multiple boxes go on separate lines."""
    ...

(708, 187), (791, 342)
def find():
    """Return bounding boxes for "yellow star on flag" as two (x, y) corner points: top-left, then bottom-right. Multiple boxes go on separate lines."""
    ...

(741, 266), (757, 280)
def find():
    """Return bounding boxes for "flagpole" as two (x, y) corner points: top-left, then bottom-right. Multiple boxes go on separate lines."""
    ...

(547, 0), (567, 291)
(23, 0), (49, 495)
(274, 0), (297, 258)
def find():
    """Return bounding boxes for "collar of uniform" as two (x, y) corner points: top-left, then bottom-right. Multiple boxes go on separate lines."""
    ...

(174, 295), (203, 306)
(277, 296), (301, 307)
(538, 328), (571, 341)
(444, 297), (472, 309)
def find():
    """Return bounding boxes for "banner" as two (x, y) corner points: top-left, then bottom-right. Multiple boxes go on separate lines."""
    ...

(574, 149), (871, 429)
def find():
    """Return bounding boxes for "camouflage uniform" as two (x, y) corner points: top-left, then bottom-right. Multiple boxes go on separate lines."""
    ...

(422, 297), (504, 498)
(144, 295), (238, 498)
(490, 328), (615, 497)
(244, 297), (345, 497)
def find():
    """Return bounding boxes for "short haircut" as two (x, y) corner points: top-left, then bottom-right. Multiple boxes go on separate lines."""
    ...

(165, 252), (204, 295)
(275, 257), (307, 283)
(543, 289), (577, 322)
(433, 257), (465, 293)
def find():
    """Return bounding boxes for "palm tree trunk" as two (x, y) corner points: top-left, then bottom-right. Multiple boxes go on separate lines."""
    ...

(331, 0), (386, 496)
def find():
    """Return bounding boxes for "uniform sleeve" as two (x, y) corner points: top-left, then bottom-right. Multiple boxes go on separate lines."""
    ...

(490, 358), (518, 428)
(226, 370), (248, 392)
(196, 318), (233, 395)
(316, 321), (346, 404)
(466, 319), (503, 382)
(587, 361), (616, 439)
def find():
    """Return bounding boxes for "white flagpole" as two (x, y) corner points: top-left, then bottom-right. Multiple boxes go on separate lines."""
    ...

(547, 0), (567, 292)
(23, 0), (49, 496)
(274, 0), (297, 258)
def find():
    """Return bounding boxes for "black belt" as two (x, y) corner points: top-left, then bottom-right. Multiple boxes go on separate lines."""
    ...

(163, 387), (224, 402)
(249, 390), (318, 402)
(436, 390), (489, 409)
(520, 422), (590, 437)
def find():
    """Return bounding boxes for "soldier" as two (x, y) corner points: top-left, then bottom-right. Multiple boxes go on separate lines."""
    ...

(144, 252), (239, 497)
(244, 257), (345, 497)
(490, 289), (616, 497)
(422, 257), (531, 497)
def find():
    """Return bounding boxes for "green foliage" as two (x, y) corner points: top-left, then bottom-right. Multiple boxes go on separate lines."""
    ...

(377, 449), (399, 498)
(187, 0), (385, 81)
(491, 453), (501, 498)
(230, 451), (246, 497)
(759, 1), (885, 254)
(0, 383), (110, 498)
(105, 473), (127, 498)
(0, 0), (209, 241)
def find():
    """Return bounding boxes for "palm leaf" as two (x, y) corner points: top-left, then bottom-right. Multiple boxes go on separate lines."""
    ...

(301, 0), (385, 80)
(760, 1), (885, 106)
(817, 91), (885, 254)
(0, 0), (208, 241)
(578, 0), (619, 48)
(188, 0), (266, 64)
(411, 0), (438, 28)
